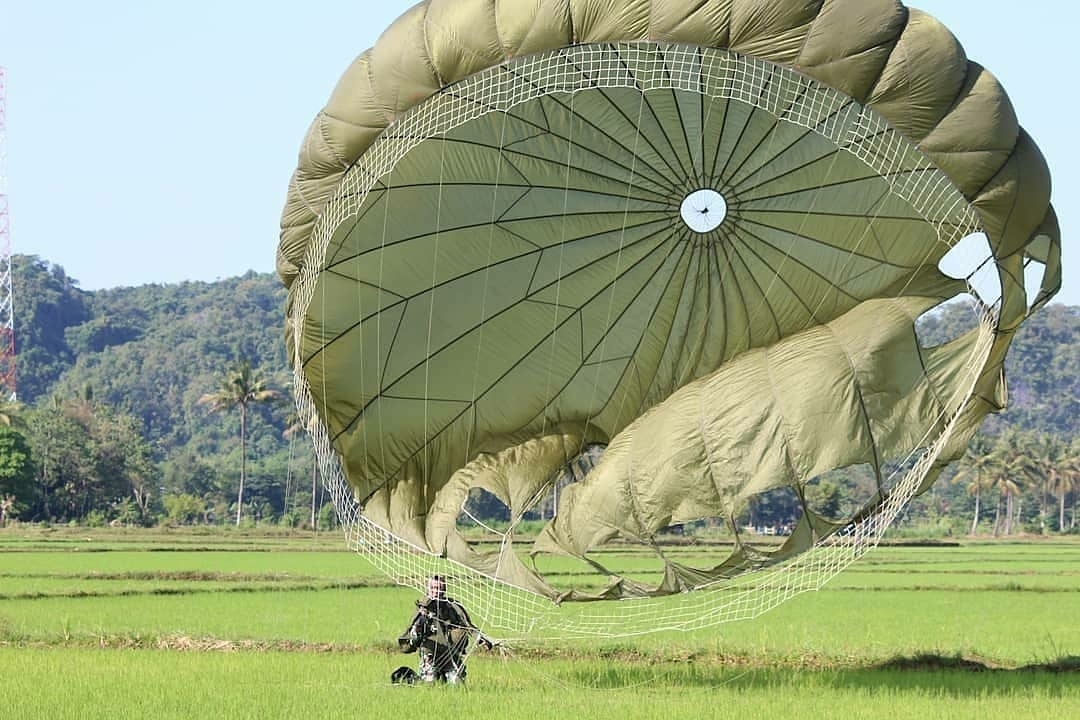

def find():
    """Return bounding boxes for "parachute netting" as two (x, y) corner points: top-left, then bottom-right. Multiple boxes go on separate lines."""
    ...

(289, 43), (998, 640)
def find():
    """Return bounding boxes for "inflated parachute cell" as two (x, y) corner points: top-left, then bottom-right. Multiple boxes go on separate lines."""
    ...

(278, 0), (1059, 627)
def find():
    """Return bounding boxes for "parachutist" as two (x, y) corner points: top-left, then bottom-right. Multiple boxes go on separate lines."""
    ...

(392, 575), (494, 685)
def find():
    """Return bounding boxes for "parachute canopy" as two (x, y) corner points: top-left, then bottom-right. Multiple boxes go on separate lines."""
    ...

(278, 0), (1059, 621)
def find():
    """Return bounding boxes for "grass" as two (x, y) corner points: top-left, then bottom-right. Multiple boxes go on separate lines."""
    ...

(0, 528), (1077, 718)
(1, 647), (1076, 720)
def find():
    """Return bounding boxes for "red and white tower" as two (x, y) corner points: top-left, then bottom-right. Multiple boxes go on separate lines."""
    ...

(0, 68), (16, 401)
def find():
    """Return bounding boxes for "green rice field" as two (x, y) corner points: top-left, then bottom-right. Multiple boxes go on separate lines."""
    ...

(1, 527), (1077, 719)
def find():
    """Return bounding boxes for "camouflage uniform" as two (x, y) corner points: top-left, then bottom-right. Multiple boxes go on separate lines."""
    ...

(397, 576), (491, 684)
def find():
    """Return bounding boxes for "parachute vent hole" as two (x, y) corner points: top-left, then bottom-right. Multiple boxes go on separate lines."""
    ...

(938, 232), (1001, 306)
(680, 188), (727, 233)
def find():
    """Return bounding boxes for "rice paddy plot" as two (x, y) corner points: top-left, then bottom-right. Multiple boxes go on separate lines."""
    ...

(0, 529), (1076, 719)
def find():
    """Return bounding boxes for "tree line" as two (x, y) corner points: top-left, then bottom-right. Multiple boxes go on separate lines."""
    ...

(950, 431), (1079, 536)
(0, 361), (327, 530)
(0, 254), (1077, 535)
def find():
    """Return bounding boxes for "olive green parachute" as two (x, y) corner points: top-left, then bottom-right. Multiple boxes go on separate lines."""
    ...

(278, 0), (1059, 619)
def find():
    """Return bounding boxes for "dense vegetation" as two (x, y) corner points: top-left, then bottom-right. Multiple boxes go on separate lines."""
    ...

(4, 255), (313, 529)
(0, 253), (1077, 535)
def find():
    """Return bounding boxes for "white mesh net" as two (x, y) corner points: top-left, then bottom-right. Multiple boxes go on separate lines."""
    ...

(288, 43), (997, 640)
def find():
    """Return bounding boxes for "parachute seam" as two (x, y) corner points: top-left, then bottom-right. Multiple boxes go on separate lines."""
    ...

(318, 204), (668, 279)
(771, 147), (850, 332)
(725, 119), (824, 194)
(821, 319), (884, 494)
(647, 68), (695, 183)
(670, 236), (708, 391)
(463, 99), (510, 472)
(759, 346), (802, 514)
(713, 60), (762, 181)
(655, 0), (711, 42)
(972, 142), (1023, 241)
(315, 113), (352, 169)
(708, 228), (732, 364)
(719, 225), (786, 345)
(738, 211), (943, 271)
(287, 174), (320, 217)
(730, 64), (841, 336)
(712, 122), (764, 349)
(629, 239), (698, 418)
(721, 71), (799, 183)
(695, 373), (725, 522)
(539, 78), (576, 441)
(584, 235), (692, 424)
(364, 48), (394, 128)
(568, 85), (679, 193)
(791, 1), (827, 64)
(581, 82), (650, 434)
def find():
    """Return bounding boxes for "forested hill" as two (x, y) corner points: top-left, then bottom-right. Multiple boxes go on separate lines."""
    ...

(13, 255), (290, 446)
(14, 253), (1080, 448)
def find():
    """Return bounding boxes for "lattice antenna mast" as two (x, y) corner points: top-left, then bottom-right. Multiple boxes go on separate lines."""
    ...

(0, 67), (16, 401)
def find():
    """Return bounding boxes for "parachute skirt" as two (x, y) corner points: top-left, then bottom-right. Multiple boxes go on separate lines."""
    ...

(281, 7), (1058, 641)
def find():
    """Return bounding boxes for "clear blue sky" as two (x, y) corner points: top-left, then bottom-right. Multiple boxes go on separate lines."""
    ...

(1, 1), (1075, 305)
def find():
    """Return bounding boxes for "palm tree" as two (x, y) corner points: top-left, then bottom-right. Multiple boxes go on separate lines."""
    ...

(199, 358), (282, 526)
(1029, 434), (1080, 534)
(1052, 441), (1080, 532)
(951, 436), (998, 536)
(989, 431), (1036, 536)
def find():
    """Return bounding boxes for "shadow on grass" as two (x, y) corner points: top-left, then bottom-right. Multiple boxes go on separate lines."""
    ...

(564, 653), (1080, 696)
(873, 653), (1080, 673)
